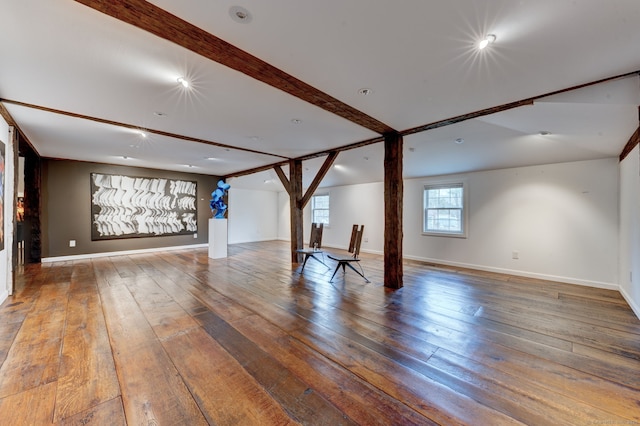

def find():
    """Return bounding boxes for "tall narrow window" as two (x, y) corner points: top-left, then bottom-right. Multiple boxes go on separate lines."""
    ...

(423, 182), (467, 237)
(311, 194), (330, 226)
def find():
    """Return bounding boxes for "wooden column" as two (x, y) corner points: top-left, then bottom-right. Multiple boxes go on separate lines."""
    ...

(384, 132), (403, 289)
(289, 160), (303, 263)
(275, 160), (304, 263)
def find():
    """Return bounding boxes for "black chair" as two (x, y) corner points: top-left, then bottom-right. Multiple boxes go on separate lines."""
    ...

(296, 223), (327, 272)
(328, 224), (369, 282)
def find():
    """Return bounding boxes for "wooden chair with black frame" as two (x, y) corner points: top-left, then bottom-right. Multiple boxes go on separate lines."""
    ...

(328, 224), (370, 283)
(296, 223), (328, 273)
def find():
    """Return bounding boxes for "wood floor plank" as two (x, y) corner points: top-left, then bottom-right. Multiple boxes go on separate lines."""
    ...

(290, 320), (522, 425)
(163, 327), (299, 425)
(98, 282), (208, 425)
(1, 241), (639, 424)
(0, 282), (69, 398)
(196, 310), (358, 425)
(54, 277), (120, 422)
(124, 275), (200, 341)
(57, 397), (126, 426)
(231, 313), (438, 426)
(0, 381), (57, 425)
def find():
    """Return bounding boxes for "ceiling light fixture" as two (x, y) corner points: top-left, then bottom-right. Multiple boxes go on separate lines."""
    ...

(229, 6), (252, 24)
(478, 34), (496, 49)
(291, 118), (302, 124)
(153, 111), (167, 117)
(455, 138), (465, 144)
(358, 88), (373, 96)
(177, 77), (190, 88)
(538, 131), (552, 136)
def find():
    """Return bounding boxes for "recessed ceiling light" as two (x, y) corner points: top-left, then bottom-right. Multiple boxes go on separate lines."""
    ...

(177, 77), (190, 88)
(455, 138), (465, 144)
(291, 118), (302, 124)
(122, 156), (130, 160)
(153, 111), (167, 117)
(478, 34), (496, 49)
(206, 157), (218, 161)
(229, 6), (252, 23)
(137, 130), (147, 138)
(358, 88), (373, 96)
(539, 131), (551, 136)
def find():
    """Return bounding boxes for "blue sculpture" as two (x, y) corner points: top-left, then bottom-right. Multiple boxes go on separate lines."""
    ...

(210, 180), (231, 219)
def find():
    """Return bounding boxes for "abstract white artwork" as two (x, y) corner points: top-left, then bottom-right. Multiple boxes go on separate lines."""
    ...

(91, 173), (197, 240)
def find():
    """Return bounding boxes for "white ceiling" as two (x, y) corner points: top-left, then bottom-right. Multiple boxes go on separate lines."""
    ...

(1, 0), (639, 192)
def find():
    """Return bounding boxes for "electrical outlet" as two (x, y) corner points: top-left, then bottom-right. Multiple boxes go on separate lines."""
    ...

(69, 240), (76, 247)
(193, 233), (198, 239)
(512, 251), (519, 260)
(364, 237), (369, 243)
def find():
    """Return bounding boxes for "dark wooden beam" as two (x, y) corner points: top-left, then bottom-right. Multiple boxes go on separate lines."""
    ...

(288, 160), (304, 263)
(402, 69), (640, 136)
(273, 165), (291, 193)
(383, 132), (403, 289)
(300, 151), (339, 209)
(619, 126), (639, 162)
(0, 98), (288, 160)
(73, 0), (394, 135)
(228, 71), (640, 179)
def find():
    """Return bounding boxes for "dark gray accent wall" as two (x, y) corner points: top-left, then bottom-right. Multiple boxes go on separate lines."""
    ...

(42, 159), (220, 258)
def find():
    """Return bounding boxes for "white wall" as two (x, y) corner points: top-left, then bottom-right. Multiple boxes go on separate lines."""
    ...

(619, 145), (640, 317)
(238, 158), (622, 292)
(228, 188), (279, 244)
(302, 182), (385, 252)
(302, 159), (619, 289)
(277, 191), (290, 241)
(404, 159), (619, 288)
(0, 117), (11, 305)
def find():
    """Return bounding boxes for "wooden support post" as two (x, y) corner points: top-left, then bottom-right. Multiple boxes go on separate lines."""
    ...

(289, 160), (303, 263)
(384, 132), (403, 289)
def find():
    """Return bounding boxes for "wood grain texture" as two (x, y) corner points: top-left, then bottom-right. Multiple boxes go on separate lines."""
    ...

(54, 275), (120, 422)
(384, 132), (403, 289)
(0, 241), (639, 425)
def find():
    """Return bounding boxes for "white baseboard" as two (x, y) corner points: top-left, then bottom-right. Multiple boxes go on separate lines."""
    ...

(619, 287), (640, 320)
(0, 289), (8, 306)
(42, 244), (208, 263)
(403, 254), (619, 291)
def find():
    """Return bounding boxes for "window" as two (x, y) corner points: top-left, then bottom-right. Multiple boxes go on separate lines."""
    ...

(311, 194), (330, 226)
(423, 182), (467, 237)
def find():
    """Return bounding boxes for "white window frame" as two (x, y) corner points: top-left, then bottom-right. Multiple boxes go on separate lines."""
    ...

(311, 193), (330, 226)
(422, 179), (468, 238)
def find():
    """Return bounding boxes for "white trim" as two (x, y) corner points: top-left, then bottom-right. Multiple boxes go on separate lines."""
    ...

(619, 286), (640, 320)
(0, 289), (8, 306)
(422, 178), (468, 238)
(42, 244), (207, 263)
(403, 254), (619, 291)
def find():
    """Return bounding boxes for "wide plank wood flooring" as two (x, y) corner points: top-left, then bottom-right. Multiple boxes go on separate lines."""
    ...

(0, 240), (639, 425)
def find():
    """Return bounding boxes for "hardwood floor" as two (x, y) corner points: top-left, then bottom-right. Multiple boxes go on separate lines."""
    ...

(0, 240), (638, 425)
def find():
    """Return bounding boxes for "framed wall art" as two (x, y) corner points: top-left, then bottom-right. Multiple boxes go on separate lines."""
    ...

(90, 172), (197, 241)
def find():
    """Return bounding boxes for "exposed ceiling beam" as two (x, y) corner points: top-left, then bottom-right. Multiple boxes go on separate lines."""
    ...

(73, 0), (395, 136)
(0, 99), (289, 160)
(300, 151), (338, 208)
(619, 123), (639, 162)
(403, 69), (640, 136)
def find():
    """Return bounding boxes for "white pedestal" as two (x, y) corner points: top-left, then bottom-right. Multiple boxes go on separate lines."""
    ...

(208, 218), (228, 259)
